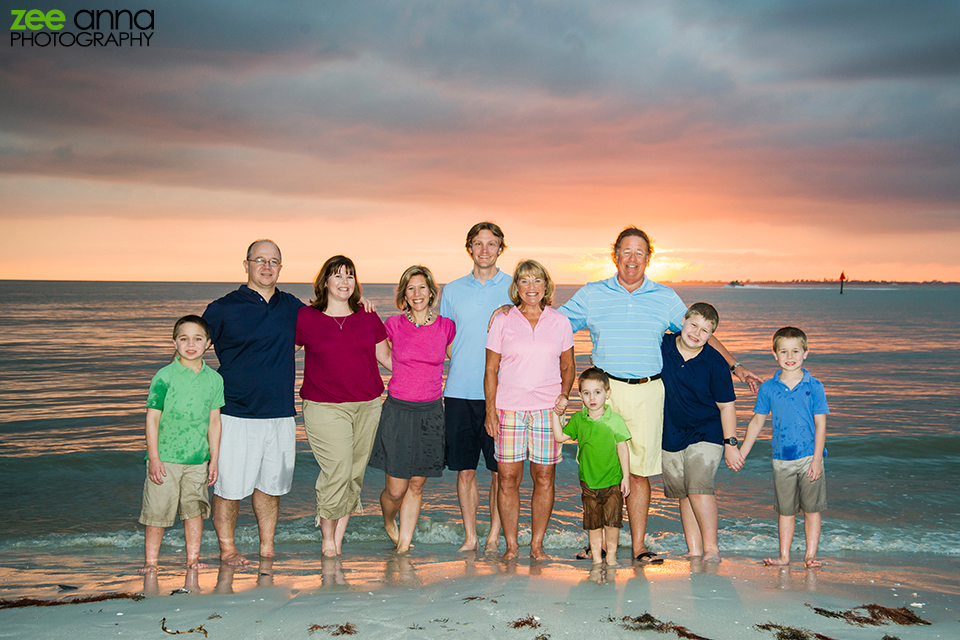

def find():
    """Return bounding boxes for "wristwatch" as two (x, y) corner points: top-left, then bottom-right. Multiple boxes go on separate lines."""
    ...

(723, 437), (739, 446)
(730, 362), (742, 373)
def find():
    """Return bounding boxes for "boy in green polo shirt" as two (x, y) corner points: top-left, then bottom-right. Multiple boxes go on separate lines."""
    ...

(138, 315), (224, 573)
(551, 368), (631, 566)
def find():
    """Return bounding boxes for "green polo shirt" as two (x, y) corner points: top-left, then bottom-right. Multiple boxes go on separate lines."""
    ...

(146, 357), (225, 465)
(563, 405), (632, 489)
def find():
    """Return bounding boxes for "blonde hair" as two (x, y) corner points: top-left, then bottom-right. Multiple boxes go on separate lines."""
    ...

(508, 259), (555, 309)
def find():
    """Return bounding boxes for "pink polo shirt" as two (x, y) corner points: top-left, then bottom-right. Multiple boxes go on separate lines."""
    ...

(486, 305), (574, 411)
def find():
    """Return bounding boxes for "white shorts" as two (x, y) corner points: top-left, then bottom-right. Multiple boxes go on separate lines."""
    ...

(214, 415), (296, 500)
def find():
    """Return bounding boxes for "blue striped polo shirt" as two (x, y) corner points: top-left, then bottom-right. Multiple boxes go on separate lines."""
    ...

(559, 276), (686, 378)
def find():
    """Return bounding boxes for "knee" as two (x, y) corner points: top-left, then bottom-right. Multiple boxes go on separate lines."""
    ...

(407, 479), (426, 496)
(498, 472), (521, 491)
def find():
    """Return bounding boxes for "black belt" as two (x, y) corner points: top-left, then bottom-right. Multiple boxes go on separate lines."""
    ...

(605, 372), (661, 385)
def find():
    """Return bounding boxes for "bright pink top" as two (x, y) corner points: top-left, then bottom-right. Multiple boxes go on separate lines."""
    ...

(295, 307), (388, 403)
(385, 315), (456, 402)
(486, 306), (574, 411)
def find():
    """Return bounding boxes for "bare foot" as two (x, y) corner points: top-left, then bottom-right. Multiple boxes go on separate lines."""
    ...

(763, 556), (790, 566)
(606, 558), (619, 568)
(804, 557), (822, 568)
(683, 550), (704, 558)
(187, 561), (209, 569)
(138, 563), (159, 574)
(220, 551), (249, 566)
(384, 519), (400, 546)
(484, 533), (500, 553)
(321, 542), (339, 558)
(530, 548), (553, 561)
(702, 551), (721, 563)
(501, 548), (519, 561)
(259, 543), (276, 559)
(456, 539), (479, 553)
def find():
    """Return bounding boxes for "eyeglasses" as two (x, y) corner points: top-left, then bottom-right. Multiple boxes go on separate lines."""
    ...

(248, 258), (281, 268)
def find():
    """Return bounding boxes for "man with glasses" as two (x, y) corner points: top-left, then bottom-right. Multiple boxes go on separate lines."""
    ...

(202, 239), (304, 566)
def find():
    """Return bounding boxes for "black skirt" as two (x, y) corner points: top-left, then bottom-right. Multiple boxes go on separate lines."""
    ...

(368, 395), (445, 479)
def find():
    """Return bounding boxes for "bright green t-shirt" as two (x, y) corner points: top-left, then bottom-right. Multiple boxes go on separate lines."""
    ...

(563, 405), (632, 489)
(145, 357), (225, 465)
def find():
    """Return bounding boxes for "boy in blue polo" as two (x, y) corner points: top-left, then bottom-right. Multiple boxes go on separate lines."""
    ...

(660, 303), (738, 562)
(139, 315), (224, 573)
(739, 326), (829, 568)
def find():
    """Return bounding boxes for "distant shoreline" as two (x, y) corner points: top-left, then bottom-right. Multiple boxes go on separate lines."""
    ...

(1, 279), (958, 286)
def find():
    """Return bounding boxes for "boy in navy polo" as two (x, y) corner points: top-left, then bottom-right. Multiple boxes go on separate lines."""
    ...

(660, 303), (738, 562)
(739, 326), (829, 568)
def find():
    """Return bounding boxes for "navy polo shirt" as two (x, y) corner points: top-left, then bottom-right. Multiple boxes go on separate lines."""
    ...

(202, 285), (305, 419)
(660, 333), (736, 452)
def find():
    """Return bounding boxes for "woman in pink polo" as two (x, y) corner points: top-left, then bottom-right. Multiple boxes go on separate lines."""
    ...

(485, 259), (575, 561)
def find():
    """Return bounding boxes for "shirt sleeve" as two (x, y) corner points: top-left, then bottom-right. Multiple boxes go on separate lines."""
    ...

(295, 306), (308, 347)
(753, 382), (772, 415)
(439, 285), (451, 319)
(145, 371), (168, 410)
(443, 316), (456, 345)
(709, 349), (737, 403)
(812, 380), (830, 415)
(371, 310), (388, 343)
(202, 301), (223, 347)
(211, 372), (225, 410)
(611, 414), (632, 442)
(485, 313), (506, 354)
(558, 287), (588, 333)
(560, 310), (574, 350)
(666, 290), (687, 333)
(562, 413), (580, 440)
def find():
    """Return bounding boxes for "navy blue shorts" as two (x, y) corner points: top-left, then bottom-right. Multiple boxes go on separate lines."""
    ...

(443, 398), (498, 473)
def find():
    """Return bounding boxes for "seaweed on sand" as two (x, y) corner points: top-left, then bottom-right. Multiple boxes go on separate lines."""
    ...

(0, 593), (139, 609)
(607, 613), (712, 640)
(807, 603), (931, 627)
(160, 617), (207, 637)
(308, 622), (358, 636)
(509, 615), (541, 628)
(754, 622), (837, 640)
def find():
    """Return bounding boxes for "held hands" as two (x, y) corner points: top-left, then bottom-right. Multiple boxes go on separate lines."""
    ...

(724, 445), (744, 472)
(148, 458), (166, 485)
(554, 394), (569, 415)
(806, 459), (824, 481)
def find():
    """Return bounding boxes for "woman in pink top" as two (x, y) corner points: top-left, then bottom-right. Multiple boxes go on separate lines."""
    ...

(368, 265), (455, 553)
(485, 259), (575, 561)
(296, 255), (392, 558)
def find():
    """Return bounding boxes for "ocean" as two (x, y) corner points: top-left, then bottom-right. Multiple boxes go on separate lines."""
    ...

(1, 280), (958, 598)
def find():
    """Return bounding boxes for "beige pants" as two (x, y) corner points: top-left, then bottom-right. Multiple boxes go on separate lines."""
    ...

(608, 378), (665, 477)
(303, 398), (382, 522)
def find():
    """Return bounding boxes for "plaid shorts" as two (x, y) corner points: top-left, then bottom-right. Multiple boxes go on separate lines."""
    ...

(495, 409), (562, 465)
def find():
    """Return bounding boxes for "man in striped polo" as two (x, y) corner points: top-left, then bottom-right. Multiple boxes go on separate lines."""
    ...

(559, 227), (759, 561)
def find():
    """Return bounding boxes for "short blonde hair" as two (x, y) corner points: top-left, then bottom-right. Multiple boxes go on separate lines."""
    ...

(508, 259), (555, 309)
(395, 265), (439, 311)
(773, 326), (808, 352)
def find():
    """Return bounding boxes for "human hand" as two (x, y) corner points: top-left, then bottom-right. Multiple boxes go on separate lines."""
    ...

(724, 446), (744, 471)
(735, 366), (762, 394)
(487, 304), (513, 330)
(207, 461), (218, 486)
(148, 459), (166, 485)
(554, 394), (569, 415)
(806, 459), (823, 481)
(484, 412), (500, 439)
(620, 477), (631, 498)
(359, 296), (376, 312)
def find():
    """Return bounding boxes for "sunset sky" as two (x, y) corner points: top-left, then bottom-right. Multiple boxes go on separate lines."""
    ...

(3, 1), (959, 284)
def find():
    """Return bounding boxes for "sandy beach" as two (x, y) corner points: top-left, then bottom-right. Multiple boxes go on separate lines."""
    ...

(3, 548), (957, 640)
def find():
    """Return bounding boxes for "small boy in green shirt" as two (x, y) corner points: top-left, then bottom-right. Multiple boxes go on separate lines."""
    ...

(551, 367), (631, 565)
(138, 315), (224, 573)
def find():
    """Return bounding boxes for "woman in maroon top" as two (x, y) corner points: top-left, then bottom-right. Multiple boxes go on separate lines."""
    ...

(296, 255), (391, 557)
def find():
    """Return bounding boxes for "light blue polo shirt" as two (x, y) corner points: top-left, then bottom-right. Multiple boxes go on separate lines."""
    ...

(439, 269), (512, 400)
(753, 369), (829, 461)
(559, 275), (686, 378)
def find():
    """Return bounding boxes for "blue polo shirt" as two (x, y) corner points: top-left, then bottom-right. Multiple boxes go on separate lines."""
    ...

(753, 369), (829, 461)
(439, 269), (512, 400)
(202, 285), (305, 419)
(660, 334), (736, 452)
(559, 276), (686, 378)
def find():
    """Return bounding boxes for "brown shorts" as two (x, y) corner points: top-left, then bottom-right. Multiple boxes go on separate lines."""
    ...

(580, 481), (624, 530)
(772, 456), (827, 516)
(139, 461), (210, 528)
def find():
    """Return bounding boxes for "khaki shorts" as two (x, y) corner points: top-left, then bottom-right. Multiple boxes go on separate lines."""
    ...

(580, 481), (624, 530)
(662, 441), (723, 499)
(608, 378), (664, 477)
(214, 415), (296, 500)
(139, 461), (210, 528)
(772, 456), (827, 516)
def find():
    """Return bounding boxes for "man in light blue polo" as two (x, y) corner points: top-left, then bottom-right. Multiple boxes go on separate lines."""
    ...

(559, 226), (760, 561)
(439, 222), (512, 553)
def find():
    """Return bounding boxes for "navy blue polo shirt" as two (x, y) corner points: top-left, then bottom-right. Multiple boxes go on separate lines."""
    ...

(202, 285), (305, 419)
(660, 333), (736, 452)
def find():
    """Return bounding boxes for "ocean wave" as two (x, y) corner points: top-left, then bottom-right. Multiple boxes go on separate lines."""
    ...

(4, 516), (958, 557)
